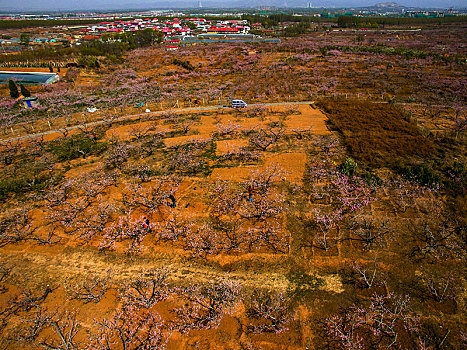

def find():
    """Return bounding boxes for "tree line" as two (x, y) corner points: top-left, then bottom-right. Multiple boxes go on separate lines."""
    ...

(0, 18), (135, 29)
(338, 15), (467, 28)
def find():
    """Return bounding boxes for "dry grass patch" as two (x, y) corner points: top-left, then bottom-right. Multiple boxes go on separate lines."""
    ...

(316, 98), (434, 166)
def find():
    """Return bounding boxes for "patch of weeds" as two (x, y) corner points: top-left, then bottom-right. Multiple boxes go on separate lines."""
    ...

(200, 141), (218, 162)
(0, 164), (63, 202)
(0, 175), (46, 201)
(201, 165), (213, 177)
(286, 270), (324, 301)
(395, 162), (440, 188)
(362, 170), (383, 187)
(48, 134), (107, 162)
(171, 58), (194, 71)
(440, 161), (466, 193)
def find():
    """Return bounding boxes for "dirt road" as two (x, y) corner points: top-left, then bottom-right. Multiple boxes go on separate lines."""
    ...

(1, 101), (315, 144)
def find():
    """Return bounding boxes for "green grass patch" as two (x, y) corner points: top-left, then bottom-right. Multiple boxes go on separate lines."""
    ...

(48, 134), (107, 162)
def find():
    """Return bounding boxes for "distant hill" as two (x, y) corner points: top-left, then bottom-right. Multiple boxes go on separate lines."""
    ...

(368, 2), (407, 10)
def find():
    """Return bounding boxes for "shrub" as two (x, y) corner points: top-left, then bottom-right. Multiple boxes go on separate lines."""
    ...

(171, 58), (194, 71)
(77, 56), (100, 68)
(20, 84), (30, 97)
(8, 80), (19, 99)
(396, 163), (440, 188)
(362, 170), (383, 187)
(319, 47), (328, 56)
(282, 22), (311, 37)
(339, 157), (358, 177)
(79, 40), (127, 58)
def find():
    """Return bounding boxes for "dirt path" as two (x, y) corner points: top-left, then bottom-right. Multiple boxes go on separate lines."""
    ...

(0, 101), (315, 144)
(0, 244), (342, 293)
(1, 245), (289, 290)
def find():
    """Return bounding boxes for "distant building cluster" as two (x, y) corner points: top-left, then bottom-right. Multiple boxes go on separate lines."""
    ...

(76, 18), (250, 36)
(0, 35), (71, 52)
(0, 16), (255, 52)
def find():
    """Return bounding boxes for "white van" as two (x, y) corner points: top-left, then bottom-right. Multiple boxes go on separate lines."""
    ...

(231, 99), (247, 108)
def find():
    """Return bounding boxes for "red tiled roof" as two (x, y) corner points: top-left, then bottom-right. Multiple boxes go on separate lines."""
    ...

(207, 27), (240, 32)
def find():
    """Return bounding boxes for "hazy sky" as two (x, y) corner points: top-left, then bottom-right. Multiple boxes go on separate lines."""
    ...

(0, 0), (465, 11)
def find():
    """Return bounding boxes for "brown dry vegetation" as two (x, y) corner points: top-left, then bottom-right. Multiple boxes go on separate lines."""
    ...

(316, 98), (435, 166)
